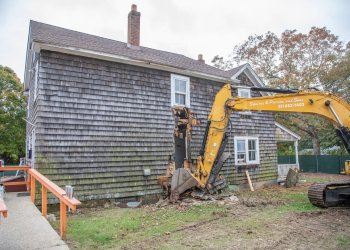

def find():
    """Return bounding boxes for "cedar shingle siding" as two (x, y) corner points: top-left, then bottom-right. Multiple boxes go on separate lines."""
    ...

(26, 50), (277, 202)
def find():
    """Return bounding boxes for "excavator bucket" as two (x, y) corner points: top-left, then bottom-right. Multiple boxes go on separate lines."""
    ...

(170, 168), (198, 203)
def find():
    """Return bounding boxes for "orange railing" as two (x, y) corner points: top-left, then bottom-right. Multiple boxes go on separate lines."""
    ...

(28, 169), (81, 240)
(0, 166), (81, 240)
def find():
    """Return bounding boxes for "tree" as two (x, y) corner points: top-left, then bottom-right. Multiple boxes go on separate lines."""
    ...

(0, 66), (26, 164)
(322, 42), (350, 102)
(213, 27), (347, 155)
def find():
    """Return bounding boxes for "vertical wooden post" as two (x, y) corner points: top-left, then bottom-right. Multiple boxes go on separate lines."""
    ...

(30, 175), (35, 202)
(60, 201), (67, 240)
(27, 172), (31, 192)
(245, 170), (255, 191)
(42, 186), (47, 217)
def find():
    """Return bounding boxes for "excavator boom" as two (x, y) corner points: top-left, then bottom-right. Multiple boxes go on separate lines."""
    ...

(227, 90), (350, 153)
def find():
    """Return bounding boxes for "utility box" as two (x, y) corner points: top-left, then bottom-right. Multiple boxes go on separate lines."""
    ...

(143, 169), (151, 176)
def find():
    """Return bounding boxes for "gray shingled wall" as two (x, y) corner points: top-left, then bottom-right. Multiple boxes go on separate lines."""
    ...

(28, 50), (277, 202)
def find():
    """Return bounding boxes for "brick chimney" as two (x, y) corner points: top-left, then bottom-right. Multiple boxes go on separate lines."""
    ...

(127, 4), (141, 49)
(198, 54), (205, 63)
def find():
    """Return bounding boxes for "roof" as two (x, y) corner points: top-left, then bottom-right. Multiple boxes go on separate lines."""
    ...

(29, 20), (236, 79)
(226, 64), (247, 77)
(24, 21), (265, 90)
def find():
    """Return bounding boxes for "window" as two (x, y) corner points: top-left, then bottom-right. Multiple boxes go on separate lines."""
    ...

(237, 88), (251, 98)
(171, 74), (190, 107)
(234, 136), (260, 165)
(237, 88), (251, 115)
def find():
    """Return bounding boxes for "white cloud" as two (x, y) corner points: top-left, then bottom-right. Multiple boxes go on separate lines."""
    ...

(0, 0), (349, 81)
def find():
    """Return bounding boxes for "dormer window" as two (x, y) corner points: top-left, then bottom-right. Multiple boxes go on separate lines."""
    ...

(237, 87), (251, 115)
(237, 88), (251, 98)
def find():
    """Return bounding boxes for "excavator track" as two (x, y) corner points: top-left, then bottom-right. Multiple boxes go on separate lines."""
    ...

(308, 181), (350, 208)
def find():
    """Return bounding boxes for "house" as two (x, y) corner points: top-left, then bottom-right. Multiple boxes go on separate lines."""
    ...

(24, 5), (296, 202)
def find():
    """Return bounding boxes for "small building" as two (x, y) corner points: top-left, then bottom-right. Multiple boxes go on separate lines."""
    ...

(275, 122), (301, 181)
(24, 5), (283, 202)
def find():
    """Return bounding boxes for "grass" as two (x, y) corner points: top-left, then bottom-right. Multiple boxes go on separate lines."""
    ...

(62, 204), (226, 249)
(301, 173), (342, 183)
(337, 235), (350, 250)
(57, 176), (337, 249)
(276, 190), (320, 213)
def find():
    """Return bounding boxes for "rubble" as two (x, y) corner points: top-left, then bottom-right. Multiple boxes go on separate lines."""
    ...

(155, 192), (240, 208)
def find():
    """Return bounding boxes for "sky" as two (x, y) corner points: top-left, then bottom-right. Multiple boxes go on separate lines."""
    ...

(0, 0), (349, 82)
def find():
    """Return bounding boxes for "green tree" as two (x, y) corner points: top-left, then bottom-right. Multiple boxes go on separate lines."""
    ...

(0, 65), (26, 164)
(213, 27), (347, 155)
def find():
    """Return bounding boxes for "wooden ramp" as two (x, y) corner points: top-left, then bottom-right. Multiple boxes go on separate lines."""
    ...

(0, 192), (69, 250)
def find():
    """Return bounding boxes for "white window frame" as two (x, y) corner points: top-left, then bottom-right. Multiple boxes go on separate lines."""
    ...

(171, 74), (190, 107)
(234, 136), (260, 165)
(237, 88), (251, 98)
(237, 87), (251, 115)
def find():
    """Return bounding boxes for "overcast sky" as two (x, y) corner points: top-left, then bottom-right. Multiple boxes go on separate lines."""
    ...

(0, 0), (349, 82)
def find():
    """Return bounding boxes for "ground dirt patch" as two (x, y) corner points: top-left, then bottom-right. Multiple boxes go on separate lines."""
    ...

(61, 173), (350, 250)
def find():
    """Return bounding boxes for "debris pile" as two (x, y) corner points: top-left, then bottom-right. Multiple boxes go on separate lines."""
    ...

(155, 193), (240, 208)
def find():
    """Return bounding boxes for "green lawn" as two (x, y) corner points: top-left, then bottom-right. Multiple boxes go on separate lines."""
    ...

(56, 183), (323, 249)
(58, 203), (226, 249)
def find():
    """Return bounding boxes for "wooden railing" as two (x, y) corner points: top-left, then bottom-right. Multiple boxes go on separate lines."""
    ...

(28, 169), (81, 240)
(0, 166), (81, 240)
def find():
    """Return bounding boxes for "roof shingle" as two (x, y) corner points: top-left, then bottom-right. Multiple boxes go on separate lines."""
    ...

(29, 20), (241, 79)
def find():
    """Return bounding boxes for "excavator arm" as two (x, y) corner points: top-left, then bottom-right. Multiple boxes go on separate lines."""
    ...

(169, 84), (350, 205)
(227, 88), (350, 153)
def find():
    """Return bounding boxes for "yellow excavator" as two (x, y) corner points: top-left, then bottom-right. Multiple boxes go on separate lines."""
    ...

(165, 84), (350, 207)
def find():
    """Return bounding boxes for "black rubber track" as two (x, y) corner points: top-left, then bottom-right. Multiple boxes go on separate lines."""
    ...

(308, 181), (350, 208)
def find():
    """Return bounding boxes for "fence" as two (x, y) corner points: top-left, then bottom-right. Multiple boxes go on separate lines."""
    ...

(278, 155), (350, 174)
